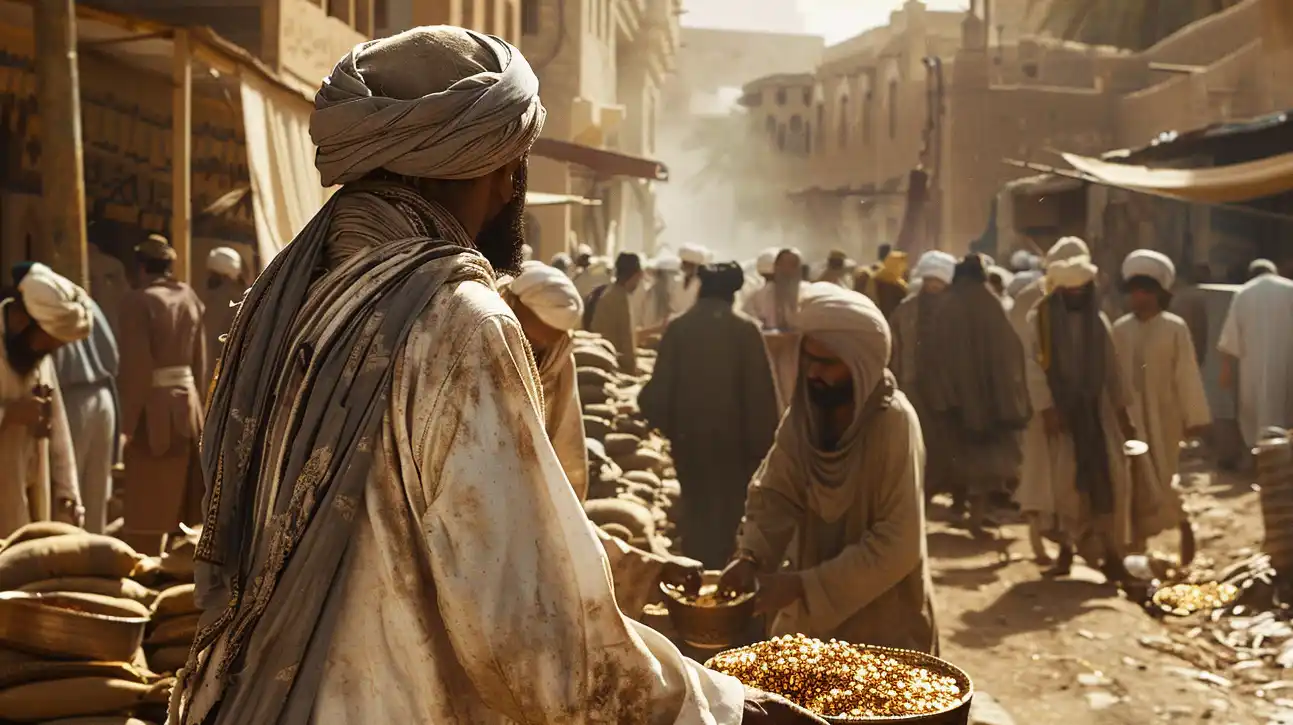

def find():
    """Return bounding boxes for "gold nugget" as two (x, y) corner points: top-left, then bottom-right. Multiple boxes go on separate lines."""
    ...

(705, 634), (963, 719)
(1151, 582), (1239, 616)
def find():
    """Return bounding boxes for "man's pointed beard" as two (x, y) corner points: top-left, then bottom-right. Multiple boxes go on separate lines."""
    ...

(806, 378), (853, 410)
(476, 164), (528, 275)
(4, 324), (46, 377)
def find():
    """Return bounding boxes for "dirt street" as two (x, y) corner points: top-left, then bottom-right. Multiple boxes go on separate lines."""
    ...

(934, 465), (1280, 725)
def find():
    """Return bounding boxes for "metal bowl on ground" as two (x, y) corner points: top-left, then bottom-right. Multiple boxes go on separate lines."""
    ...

(823, 646), (973, 725)
(0, 591), (149, 662)
(660, 571), (757, 650)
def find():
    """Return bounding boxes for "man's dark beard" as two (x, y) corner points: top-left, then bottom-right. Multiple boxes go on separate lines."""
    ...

(476, 163), (528, 275)
(806, 378), (853, 410)
(1061, 283), (1094, 311)
(4, 323), (46, 377)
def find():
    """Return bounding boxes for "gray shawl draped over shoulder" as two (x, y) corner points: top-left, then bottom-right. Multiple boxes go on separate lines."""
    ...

(178, 180), (492, 725)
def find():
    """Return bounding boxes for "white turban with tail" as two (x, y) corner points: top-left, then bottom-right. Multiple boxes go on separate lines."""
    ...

(679, 244), (707, 265)
(508, 261), (584, 331)
(311, 27), (546, 186)
(206, 247), (243, 280)
(1122, 249), (1175, 289)
(17, 263), (92, 343)
(756, 248), (778, 276)
(1047, 255), (1098, 290)
(1045, 236), (1090, 267)
(652, 254), (681, 272)
(913, 250), (957, 285)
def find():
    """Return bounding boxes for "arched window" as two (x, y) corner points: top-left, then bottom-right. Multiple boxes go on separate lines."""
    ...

(802, 88), (812, 105)
(777, 124), (787, 151)
(805, 123), (813, 155)
(789, 115), (804, 155)
(766, 115), (777, 138)
(863, 92), (874, 144)
(815, 103), (825, 152)
(888, 80), (899, 139)
(837, 95), (850, 150)
(775, 88), (787, 106)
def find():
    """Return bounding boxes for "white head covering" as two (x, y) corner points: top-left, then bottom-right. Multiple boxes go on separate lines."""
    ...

(1009, 249), (1037, 271)
(17, 263), (93, 343)
(756, 248), (778, 276)
(507, 261), (583, 331)
(913, 250), (956, 285)
(652, 253), (681, 272)
(576, 243), (593, 259)
(520, 243), (533, 261)
(679, 244), (707, 265)
(986, 265), (1015, 290)
(311, 26), (546, 186)
(1121, 249), (1175, 289)
(1045, 236), (1090, 267)
(206, 247), (243, 280)
(1047, 256), (1098, 290)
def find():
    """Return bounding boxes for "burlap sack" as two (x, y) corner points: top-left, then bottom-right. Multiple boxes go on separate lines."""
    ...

(17, 578), (158, 607)
(144, 645), (188, 674)
(144, 614), (199, 647)
(148, 585), (196, 619)
(0, 677), (162, 721)
(602, 433), (642, 458)
(0, 523), (83, 552)
(0, 660), (149, 691)
(0, 536), (141, 591)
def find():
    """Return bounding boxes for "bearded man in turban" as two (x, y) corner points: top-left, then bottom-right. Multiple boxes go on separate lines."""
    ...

(178, 27), (821, 725)
(719, 283), (938, 654)
(639, 262), (780, 569)
(0, 263), (90, 537)
(201, 247), (245, 387)
(1022, 249), (1138, 581)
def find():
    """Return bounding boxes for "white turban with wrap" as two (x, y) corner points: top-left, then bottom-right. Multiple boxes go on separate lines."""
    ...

(913, 250), (956, 285)
(679, 244), (707, 265)
(1122, 249), (1175, 289)
(311, 26), (546, 186)
(1045, 236), (1090, 267)
(1047, 256), (1098, 290)
(17, 263), (92, 343)
(207, 247), (243, 280)
(756, 248), (778, 276)
(507, 261), (583, 331)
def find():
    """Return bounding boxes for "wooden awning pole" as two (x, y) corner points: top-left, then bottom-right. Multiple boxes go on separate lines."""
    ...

(33, 0), (88, 288)
(172, 28), (192, 284)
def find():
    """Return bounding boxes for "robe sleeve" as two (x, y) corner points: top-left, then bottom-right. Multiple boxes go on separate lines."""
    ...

(418, 314), (744, 724)
(1217, 294), (1242, 359)
(550, 352), (589, 501)
(637, 324), (678, 439)
(1023, 309), (1055, 412)
(737, 320), (780, 468)
(1175, 322), (1213, 429)
(117, 293), (151, 440)
(734, 434), (804, 570)
(797, 405), (924, 634)
(597, 527), (667, 619)
(44, 366), (80, 506)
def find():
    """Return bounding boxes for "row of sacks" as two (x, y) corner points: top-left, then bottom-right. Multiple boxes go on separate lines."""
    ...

(573, 332), (683, 563)
(0, 523), (202, 723)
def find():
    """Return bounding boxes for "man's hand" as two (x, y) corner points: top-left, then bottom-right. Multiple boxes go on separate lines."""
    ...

(659, 556), (703, 595)
(742, 686), (828, 724)
(1042, 408), (1063, 437)
(718, 556), (758, 597)
(755, 573), (804, 615)
(2, 396), (49, 435)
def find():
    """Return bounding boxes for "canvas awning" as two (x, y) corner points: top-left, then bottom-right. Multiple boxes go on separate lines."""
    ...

(530, 138), (669, 181)
(525, 191), (602, 207)
(1062, 150), (1293, 204)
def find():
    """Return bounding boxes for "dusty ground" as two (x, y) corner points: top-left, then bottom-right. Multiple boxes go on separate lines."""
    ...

(934, 461), (1280, 725)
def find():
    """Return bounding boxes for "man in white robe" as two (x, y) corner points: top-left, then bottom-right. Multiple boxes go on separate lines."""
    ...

(674, 244), (708, 317)
(1, 263), (91, 536)
(1217, 259), (1293, 449)
(179, 26), (820, 725)
(719, 283), (938, 654)
(1112, 250), (1209, 560)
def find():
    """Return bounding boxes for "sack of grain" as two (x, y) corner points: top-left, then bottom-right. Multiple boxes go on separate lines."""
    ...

(149, 585), (196, 619)
(621, 470), (661, 489)
(573, 347), (617, 372)
(144, 613), (199, 648)
(612, 448), (668, 475)
(145, 645), (188, 675)
(0, 660), (150, 691)
(583, 416), (612, 441)
(583, 499), (656, 542)
(602, 433), (641, 458)
(583, 403), (616, 420)
(0, 536), (141, 591)
(578, 383), (610, 406)
(42, 717), (153, 725)
(17, 578), (158, 607)
(1, 523), (84, 552)
(598, 523), (634, 542)
(0, 676), (163, 721)
(615, 417), (649, 437)
(585, 477), (621, 501)
(575, 366), (618, 388)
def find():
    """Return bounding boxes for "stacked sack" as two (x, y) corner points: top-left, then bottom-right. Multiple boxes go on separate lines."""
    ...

(132, 528), (200, 676)
(0, 523), (174, 723)
(572, 331), (683, 557)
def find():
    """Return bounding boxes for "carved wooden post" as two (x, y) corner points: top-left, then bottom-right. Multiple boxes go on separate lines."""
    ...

(33, 0), (88, 288)
(172, 28), (192, 284)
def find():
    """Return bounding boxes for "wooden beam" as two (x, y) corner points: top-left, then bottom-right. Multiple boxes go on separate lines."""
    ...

(355, 0), (375, 37)
(33, 0), (88, 288)
(328, 0), (356, 26)
(172, 28), (193, 284)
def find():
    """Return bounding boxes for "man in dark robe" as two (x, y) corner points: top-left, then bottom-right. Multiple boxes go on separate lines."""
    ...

(639, 262), (780, 568)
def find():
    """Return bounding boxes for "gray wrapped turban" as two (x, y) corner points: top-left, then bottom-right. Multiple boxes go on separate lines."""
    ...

(311, 26), (547, 186)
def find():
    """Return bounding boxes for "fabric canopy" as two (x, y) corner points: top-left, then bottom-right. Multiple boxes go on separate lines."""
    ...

(530, 137), (669, 181)
(241, 73), (335, 267)
(1063, 150), (1293, 204)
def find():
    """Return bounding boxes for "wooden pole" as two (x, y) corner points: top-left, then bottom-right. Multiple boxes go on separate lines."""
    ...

(33, 0), (88, 288)
(171, 28), (192, 284)
(1263, 0), (1293, 109)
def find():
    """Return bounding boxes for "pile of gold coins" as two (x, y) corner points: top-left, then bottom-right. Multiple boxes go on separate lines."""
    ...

(665, 583), (754, 608)
(705, 634), (964, 719)
(1151, 582), (1240, 616)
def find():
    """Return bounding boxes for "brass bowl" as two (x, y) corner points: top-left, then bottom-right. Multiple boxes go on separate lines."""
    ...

(0, 591), (149, 662)
(660, 571), (757, 650)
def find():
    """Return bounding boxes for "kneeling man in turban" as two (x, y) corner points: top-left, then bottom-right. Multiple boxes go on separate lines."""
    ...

(178, 26), (822, 725)
(1, 263), (90, 537)
(719, 283), (939, 655)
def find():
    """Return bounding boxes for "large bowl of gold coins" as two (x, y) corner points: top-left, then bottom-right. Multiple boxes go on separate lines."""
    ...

(1151, 581), (1240, 617)
(660, 572), (757, 650)
(706, 634), (973, 724)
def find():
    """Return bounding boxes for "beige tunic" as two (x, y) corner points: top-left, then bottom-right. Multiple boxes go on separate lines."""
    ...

(0, 301), (80, 538)
(305, 280), (743, 722)
(118, 277), (207, 534)
(735, 390), (938, 654)
(200, 279), (243, 392)
(1112, 312), (1211, 538)
(589, 282), (637, 374)
(88, 246), (129, 337)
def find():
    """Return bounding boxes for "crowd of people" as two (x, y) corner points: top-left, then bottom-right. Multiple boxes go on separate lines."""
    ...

(4, 24), (1293, 725)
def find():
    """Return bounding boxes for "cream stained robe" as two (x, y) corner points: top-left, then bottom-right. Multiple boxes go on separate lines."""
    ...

(742, 284), (777, 331)
(1217, 274), (1293, 446)
(535, 341), (666, 619)
(1112, 312), (1211, 537)
(314, 281), (743, 723)
(0, 301), (80, 538)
